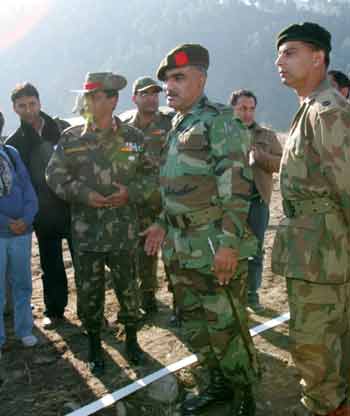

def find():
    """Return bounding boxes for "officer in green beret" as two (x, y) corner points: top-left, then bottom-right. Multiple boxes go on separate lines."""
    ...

(46, 72), (158, 374)
(122, 76), (174, 317)
(272, 23), (350, 415)
(143, 44), (259, 415)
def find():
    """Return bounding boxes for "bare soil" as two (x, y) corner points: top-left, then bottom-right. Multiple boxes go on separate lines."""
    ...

(0, 177), (301, 416)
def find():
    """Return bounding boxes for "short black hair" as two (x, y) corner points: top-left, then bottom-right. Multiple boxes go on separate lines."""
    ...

(328, 70), (350, 88)
(0, 112), (4, 136)
(229, 89), (257, 107)
(307, 42), (330, 68)
(11, 82), (40, 103)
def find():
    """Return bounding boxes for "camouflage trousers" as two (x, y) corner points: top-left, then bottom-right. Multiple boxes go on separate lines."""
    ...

(168, 260), (259, 389)
(75, 250), (142, 335)
(287, 279), (350, 415)
(138, 248), (158, 293)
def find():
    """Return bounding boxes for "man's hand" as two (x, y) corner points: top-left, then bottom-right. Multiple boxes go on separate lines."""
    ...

(106, 182), (129, 208)
(87, 191), (110, 208)
(9, 219), (27, 235)
(250, 145), (265, 164)
(214, 247), (238, 286)
(140, 224), (166, 256)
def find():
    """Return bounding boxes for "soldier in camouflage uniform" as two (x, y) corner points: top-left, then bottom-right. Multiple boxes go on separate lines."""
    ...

(143, 44), (259, 415)
(46, 72), (157, 374)
(272, 23), (350, 415)
(122, 77), (173, 315)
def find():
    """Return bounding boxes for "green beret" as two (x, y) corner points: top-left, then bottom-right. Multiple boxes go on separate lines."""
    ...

(157, 44), (209, 81)
(276, 22), (331, 53)
(72, 72), (127, 94)
(132, 76), (162, 94)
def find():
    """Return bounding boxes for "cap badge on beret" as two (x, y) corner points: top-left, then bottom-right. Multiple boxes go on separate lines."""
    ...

(174, 51), (189, 67)
(83, 82), (104, 91)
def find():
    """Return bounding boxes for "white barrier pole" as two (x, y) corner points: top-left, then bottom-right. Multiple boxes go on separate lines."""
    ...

(66, 312), (290, 416)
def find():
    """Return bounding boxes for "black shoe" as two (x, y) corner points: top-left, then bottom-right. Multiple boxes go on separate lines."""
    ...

(125, 325), (145, 365)
(232, 386), (256, 416)
(181, 369), (232, 415)
(142, 291), (158, 315)
(87, 333), (105, 375)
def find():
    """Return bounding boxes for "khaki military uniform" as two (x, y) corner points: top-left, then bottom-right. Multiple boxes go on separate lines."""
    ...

(272, 80), (350, 414)
(46, 117), (157, 334)
(246, 123), (282, 306)
(124, 111), (173, 294)
(159, 95), (259, 390)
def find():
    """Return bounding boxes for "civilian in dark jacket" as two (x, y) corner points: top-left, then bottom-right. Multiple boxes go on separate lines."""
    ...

(6, 83), (73, 326)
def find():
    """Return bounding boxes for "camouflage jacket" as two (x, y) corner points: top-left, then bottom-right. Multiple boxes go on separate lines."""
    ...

(249, 122), (282, 204)
(272, 80), (350, 283)
(46, 116), (158, 253)
(159, 95), (257, 274)
(124, 110), (173, 223)
(125, 110), (173, 173)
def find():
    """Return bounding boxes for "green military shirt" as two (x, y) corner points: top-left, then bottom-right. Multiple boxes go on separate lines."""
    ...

(272, 80), (350, 283)
(124, 110), (173, 173)
(124, 109), (173, 221)
(46, 116), (157, 253)
(159, 95), (256, 274)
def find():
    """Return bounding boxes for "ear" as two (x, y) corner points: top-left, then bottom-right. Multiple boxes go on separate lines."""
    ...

(313, 50), (324, 67)
(132, 95), (136, 104)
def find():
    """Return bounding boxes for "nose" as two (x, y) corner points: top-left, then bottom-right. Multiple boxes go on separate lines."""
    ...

(275, 54), (282, 66)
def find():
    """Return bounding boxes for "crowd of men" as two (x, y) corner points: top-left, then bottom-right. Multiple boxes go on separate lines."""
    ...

(1, 20), (350, 416)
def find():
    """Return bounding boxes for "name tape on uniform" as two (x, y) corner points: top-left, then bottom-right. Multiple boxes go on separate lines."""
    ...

(66, 312), (290, 416)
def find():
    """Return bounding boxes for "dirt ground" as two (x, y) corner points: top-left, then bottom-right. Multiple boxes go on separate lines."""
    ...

(0, 177), (302, 416)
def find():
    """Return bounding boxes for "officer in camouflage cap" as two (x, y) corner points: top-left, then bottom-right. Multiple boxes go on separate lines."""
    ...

(46, 72), (158, 374)
(122, 76), (173, 317)
(273, 23), (350, 415)
(143, 44), (259, 415)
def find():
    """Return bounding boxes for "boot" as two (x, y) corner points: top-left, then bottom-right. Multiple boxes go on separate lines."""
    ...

(142, 291), (158, 315)
(87, 333), (105, 376)
(125, 325), (145, 365)
(231, 386), (256, 416)
(181, 368), (233, 415)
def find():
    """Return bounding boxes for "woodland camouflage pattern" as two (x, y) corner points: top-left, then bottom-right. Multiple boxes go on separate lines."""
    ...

(159, 95), (259, 389)
(46, 117), (158, 331)
(125, 110), (173, 293)
(46, 117), (158, 253)
(272, 79), (350, 414)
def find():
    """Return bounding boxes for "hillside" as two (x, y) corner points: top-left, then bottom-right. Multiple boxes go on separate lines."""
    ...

(0, 0), (350, 133)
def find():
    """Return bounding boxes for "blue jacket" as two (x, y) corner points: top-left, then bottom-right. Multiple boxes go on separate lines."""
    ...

(0, 145), (38, 237)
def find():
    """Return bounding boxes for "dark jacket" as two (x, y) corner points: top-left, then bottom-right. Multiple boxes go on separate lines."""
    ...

(6, 111), (70, 236)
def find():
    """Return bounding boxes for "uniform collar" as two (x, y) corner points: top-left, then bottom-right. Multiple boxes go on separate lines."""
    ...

(304, 78), (331, 104)
(171, 94), (207, 129)
(133, 111), (160, 130)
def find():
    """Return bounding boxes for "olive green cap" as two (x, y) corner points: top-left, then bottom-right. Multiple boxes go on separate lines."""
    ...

(156, 43), (209, 81)
(132, 76), (162, 94)
(72, 72), (127, 94)
(276, 22), (332, 53)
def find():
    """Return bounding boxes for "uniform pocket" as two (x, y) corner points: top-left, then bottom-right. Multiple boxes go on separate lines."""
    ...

(272, 215), (349, 283)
